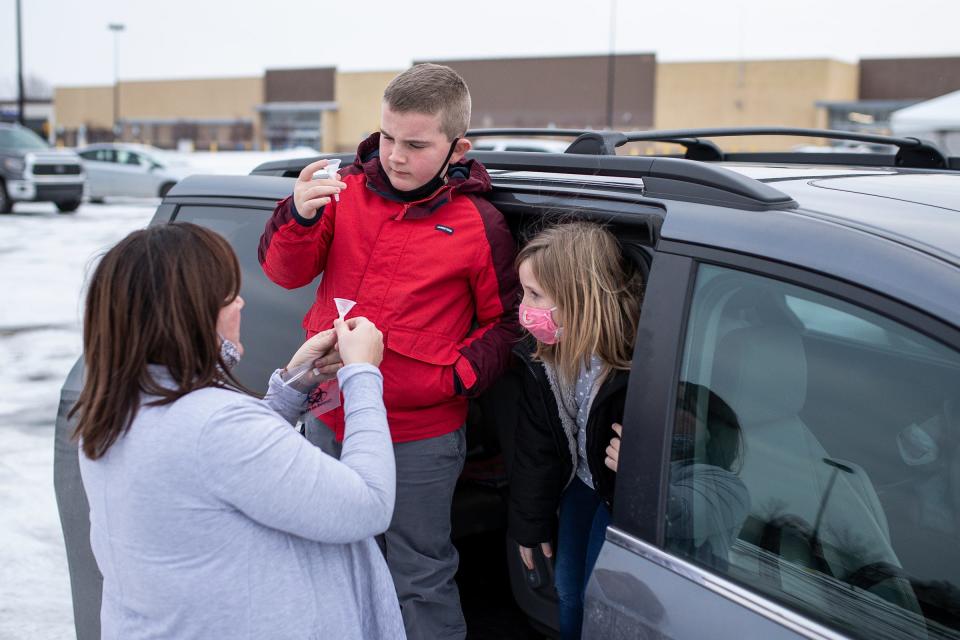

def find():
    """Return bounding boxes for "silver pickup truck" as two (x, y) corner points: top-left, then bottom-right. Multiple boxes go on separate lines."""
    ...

(0, 122), (85, 213)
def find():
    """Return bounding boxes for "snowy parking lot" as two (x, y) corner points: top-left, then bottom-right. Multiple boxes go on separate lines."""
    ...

(0, 149), (314, 639)
(0, 201), (155, 639)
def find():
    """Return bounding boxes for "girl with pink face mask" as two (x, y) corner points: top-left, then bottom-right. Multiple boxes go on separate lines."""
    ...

(510, 222), (644, 640)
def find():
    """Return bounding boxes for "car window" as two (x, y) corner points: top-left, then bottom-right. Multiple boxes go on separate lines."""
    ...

(79, 150), (97, 160)
(90, 149), (115, 163)
(785, 296), (936, 355)
(115, 150), (140, 166)
(664, 263), (960, 639)
(0, 126), (49, 151)
(172, 206), (318, 394)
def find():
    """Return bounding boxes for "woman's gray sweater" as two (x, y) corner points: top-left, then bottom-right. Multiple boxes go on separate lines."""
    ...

(78, 363), (405, 640)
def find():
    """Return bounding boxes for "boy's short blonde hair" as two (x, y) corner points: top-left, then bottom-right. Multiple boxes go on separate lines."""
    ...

(383, 64), (471, 141)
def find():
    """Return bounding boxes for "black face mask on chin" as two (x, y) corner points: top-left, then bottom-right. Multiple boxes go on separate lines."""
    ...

(390, 138), (460, 203)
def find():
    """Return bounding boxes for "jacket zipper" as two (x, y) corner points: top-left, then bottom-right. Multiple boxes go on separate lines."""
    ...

(520, 357), (576, 483)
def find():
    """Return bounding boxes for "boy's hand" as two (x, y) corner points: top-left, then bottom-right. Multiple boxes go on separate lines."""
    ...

(294, 159), (347, 220)
(334, 317), (384, 367)
(605, 422), (623, 472)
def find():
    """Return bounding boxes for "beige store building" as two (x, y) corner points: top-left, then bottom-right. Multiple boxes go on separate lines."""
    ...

(52, 56), (875, 153)
(53, 69), (398, 152)
(327, 70), (398, 152)
(55, 76), (263, 149)
(653, 58), (859, 151)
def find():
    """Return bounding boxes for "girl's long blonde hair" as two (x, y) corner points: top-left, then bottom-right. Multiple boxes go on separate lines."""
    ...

(517, 222), (644, 385)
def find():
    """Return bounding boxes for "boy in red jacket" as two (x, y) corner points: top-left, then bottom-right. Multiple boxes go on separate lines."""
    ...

(258, 64), (519, 639)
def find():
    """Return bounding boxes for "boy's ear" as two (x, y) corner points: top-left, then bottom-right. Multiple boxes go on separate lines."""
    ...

(450, 137), (472, 164)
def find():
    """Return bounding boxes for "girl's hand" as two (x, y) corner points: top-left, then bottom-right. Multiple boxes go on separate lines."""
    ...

(285, 329), (343, 382)
(605, 422), (623, 472)
(518, 542), (553, 571)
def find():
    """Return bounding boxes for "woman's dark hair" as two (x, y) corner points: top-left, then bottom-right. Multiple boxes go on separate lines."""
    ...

(70, 222), (249, 460)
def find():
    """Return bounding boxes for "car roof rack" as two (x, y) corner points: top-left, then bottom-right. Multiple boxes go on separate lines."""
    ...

(470, 151), (795, 208)
(251, 144), (796, 209)
(466, 127), (955, 170)
(249, 147), (796, 210)
(466, 128), (626, 155)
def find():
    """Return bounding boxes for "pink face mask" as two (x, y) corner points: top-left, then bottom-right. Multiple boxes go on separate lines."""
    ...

(519, 303), (562, 344)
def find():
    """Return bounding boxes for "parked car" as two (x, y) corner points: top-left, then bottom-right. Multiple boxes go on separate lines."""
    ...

(75, 143), (191, 201)
(471, 136), (569, 153)
(56, 127), (960, 639)
(0, 122), (85, 213)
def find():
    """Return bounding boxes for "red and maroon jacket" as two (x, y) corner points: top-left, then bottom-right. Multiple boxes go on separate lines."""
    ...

(259, 133), (520, 442)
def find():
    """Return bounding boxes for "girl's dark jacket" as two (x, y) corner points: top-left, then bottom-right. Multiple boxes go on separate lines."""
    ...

(507, 337), (629, 547)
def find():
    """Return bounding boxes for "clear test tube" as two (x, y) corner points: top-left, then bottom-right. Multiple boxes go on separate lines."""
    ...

(312, 158), (342, 201)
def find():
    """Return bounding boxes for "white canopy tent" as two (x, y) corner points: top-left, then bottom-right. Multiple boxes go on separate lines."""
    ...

(890, 90), (960, 155)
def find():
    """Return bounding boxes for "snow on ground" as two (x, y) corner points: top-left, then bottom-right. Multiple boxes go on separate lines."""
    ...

(0, 202), (155, 640)
(0, 149), (308, 639)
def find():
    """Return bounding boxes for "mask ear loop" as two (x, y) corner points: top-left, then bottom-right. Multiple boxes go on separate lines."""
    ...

(435, 138), (460, 183)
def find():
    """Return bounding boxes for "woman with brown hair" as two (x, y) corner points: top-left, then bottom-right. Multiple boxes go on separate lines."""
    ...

(72, 222), (404, 640)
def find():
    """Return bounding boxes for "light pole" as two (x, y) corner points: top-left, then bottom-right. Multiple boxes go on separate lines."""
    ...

(15, 0), (25, 126)
(107, 23), (125, 139)
(605, 0), (617, 130)
(607, 0), (617, 129)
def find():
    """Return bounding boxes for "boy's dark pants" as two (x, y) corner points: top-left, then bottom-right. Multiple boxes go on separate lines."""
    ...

(306, 416), (468, 640)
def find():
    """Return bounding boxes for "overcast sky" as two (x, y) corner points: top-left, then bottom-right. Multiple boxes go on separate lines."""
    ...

(2, 0), (959, 95)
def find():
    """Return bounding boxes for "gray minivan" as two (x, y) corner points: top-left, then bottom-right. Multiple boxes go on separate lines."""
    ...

(56, 128), (960, 639)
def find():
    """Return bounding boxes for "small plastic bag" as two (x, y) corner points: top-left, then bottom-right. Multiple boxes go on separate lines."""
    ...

(308, 379), (341, 417)
(307, 296), (356, 417)
(280, 359), (319, 389)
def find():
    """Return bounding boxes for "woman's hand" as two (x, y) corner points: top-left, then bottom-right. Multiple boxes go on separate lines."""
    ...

(604, 422), (623, 472)
(518, 542), (553, 571)
(284, 329), (343, 386)
(334, 317), (383, 366)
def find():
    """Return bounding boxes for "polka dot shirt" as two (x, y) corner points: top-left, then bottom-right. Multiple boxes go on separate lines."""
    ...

(574, 354), (603, 489)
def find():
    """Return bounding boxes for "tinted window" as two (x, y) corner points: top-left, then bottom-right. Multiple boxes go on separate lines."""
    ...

(664, 264), (960, 639)
(0, 126), (48, 151)
(87, 149), (115, 163)
(116, 150), (140, 165)
(173, 206), (319, 393)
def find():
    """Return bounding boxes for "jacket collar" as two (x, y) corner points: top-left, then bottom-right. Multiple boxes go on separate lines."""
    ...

(353, 132), (492, 219)
(512, 335), (630, 398)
